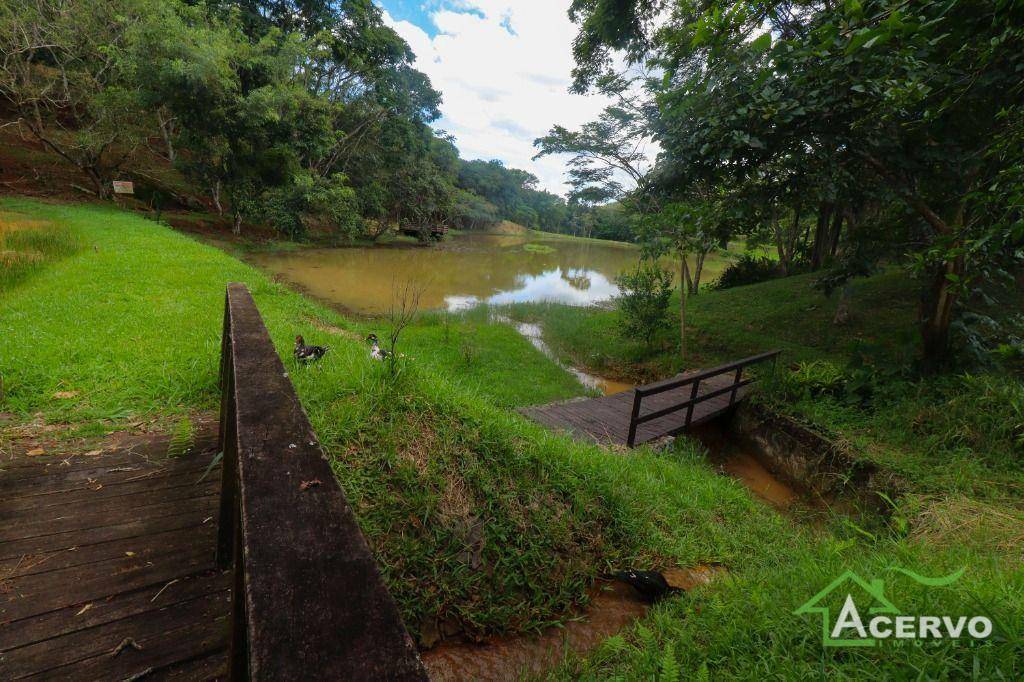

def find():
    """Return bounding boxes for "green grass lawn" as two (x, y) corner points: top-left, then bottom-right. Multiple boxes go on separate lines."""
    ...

(394, 307), (591, 408)
(504, 269), (920, 381)
(1, 198), (1021, 678)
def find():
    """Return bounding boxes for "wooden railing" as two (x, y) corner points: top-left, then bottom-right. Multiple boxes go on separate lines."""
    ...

(217, 284), (427, 681)
(626, 350), (782, 447)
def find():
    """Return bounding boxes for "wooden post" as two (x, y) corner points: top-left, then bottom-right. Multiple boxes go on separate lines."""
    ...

(216, 283), (427, 681)
(684, 378), (701, 428)
(627, 390), (643, 447)
(729, 367), (743, 406)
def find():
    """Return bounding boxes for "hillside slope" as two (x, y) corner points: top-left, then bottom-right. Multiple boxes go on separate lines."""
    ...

(1, 198), (1019, 678)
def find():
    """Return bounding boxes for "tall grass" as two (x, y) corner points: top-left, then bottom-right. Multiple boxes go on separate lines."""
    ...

(0, 210), (81, 288)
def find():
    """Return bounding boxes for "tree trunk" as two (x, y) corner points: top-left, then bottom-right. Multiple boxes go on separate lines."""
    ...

(811, 204), (832, 270)
(919, 253), (964, 371)
(232, 210), (243, 235)
(828, 209), (844, 257)
(86, 166), (110, 200)
(157, 111), (176, 163)
(773, 217), (790, 276)
(691, 249), (707, 295)
(833, 284), (852, 325)
(211, 180), (223, 215)
(861, 154), (973, 369)
(682, 255), (694, 295)
(679, 252), (688, 361)
(789, 202), (803, 266)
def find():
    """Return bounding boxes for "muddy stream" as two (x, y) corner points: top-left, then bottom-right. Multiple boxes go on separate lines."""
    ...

(423, 566), (720, 681)
(422, 323), (804, 680)
(493, 314), (633, 396)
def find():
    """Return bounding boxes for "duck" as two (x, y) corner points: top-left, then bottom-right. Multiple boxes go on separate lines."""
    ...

(366, 333), (392, 361)
(611, 570), (681, 602)
(294, 335), (328, 364)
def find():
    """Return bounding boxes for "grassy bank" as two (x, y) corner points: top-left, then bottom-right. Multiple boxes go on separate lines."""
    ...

(505, 269), (920, 380)
(0, 198), (783, 638)
(504, 271), (1024, 497)
(2, 198), (1020, 677)
(505, 275), (1024, 678)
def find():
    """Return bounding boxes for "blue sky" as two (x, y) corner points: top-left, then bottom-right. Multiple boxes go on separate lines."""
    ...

(379, 1), (484, 38)
(374, 1), (616, 195)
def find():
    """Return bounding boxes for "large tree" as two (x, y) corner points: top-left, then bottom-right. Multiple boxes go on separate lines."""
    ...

(0, 0), (176, 197)
(567, 0), (1024, 368)
(150, 0), (446, 239)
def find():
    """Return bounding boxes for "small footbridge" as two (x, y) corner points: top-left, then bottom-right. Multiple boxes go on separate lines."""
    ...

(0, 284), (427, 680)
(520, 351), (781, 447)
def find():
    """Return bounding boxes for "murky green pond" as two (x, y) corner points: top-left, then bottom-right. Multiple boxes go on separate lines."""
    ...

(249, 233), (642, 315)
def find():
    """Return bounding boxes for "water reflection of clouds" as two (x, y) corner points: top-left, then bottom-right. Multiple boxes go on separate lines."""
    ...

(444, 268), (619, 311)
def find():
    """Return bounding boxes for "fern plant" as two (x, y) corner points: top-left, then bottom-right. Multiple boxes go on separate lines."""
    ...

(166, 416), (194, 459)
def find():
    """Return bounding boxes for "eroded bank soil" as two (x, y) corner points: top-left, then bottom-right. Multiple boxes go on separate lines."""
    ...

(422, 565), (720, 681)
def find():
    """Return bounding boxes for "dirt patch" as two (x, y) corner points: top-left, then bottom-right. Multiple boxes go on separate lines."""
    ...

(303, 314), (363, 341)
(422, 565), (721, 681)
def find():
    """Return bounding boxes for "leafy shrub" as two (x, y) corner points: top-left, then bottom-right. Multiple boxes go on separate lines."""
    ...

(841, 337), (918, 402)
(614, 263), (673, 347)
(773, 360), (1023, 466)
(909, 374), (1024, 462)
(953, 310), (1024, 371)
(771, 338), (917, 407)
(711, 254), (780, 289)
(771, 360), (848, 400)
(259, 172), (363, 241)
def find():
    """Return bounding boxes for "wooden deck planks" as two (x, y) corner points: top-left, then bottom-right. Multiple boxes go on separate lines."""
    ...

(0, 434), (229, 680)
(520, 372), (750, 447)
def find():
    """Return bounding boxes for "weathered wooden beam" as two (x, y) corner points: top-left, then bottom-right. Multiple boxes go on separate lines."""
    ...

(220, 283), (427, 681)
(634, 350), (782, 397)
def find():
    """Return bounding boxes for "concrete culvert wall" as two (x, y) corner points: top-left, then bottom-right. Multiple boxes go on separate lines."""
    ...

(718, 402), (904, 515)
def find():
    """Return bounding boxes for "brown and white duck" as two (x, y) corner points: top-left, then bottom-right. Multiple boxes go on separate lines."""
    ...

(294, 335), (328, 364)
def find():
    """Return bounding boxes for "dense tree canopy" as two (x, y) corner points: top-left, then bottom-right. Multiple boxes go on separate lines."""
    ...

(0, 0), (606, 241)
(557, 0), (1024, 367)
(455, 159), (575, 232)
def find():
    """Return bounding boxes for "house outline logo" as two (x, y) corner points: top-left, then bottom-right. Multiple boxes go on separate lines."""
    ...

(794, 567), (993, 648)
(794, 570), (900, 647)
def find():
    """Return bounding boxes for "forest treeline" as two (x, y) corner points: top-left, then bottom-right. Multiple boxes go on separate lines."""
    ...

(0, 0), (631, 240)
(542, 0), (1024, 367)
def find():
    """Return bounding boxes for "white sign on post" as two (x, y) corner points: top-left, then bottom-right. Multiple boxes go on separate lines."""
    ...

(112, 181), (134, 195)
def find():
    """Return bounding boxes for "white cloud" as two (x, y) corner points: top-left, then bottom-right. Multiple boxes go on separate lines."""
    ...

(382, 2), (612, 196)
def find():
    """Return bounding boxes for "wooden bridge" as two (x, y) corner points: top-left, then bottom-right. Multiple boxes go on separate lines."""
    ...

(1, 285), (427, 681)
(521, 351), (781, 447)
